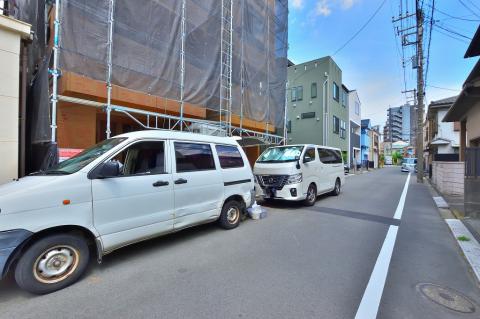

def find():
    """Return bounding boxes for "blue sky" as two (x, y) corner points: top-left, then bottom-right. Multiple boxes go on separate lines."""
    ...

(288, 0), (479, 128)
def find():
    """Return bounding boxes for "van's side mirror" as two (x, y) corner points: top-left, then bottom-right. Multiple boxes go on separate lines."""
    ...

(303, 155), (313, 163)
(96, 161), (120, 179)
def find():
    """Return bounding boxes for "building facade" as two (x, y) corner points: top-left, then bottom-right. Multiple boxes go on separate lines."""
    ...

(348, 89), (361, 168)
(383, 104), (415, 144)
(425, 96), (460, 166)
(286, 56), (349, 154)
(361, 119), (371, 166)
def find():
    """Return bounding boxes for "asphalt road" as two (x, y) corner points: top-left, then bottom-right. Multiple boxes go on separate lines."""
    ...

(0, 168), (479, 318)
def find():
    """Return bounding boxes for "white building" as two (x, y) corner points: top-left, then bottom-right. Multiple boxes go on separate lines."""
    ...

(348, 89), (361, 168)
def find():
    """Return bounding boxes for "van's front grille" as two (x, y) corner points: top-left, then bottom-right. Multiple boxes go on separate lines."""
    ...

(257, 175), (288, 190)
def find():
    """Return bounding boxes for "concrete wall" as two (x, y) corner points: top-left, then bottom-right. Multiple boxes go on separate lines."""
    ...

(0, 16), (30, 184)
(432, 161), (464, 196)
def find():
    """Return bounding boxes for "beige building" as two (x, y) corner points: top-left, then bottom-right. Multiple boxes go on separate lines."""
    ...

(0, 15), (30, 184)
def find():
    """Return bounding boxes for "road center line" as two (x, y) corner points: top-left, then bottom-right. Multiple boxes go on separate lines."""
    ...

(354, 173), (411, 319)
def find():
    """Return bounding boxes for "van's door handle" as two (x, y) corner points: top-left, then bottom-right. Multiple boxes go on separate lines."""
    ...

(174, 178), (188, 184)
(153, 180), (169, 187)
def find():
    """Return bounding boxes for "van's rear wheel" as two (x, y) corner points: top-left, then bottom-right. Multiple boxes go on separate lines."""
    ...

(218, 200), (243, 230)
(15, 234), (89, 294)
(331, 178), (341, 196)
(304, 184), (317, 206)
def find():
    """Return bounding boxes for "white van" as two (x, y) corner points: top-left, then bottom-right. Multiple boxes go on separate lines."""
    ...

(253, 144), (345, 206)
(0, 131), (254, 294)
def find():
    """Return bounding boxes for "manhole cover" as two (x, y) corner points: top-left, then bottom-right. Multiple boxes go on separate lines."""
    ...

(417, 283), (476, 313)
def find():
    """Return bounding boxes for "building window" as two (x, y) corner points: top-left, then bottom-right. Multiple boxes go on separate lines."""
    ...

(311, 82), (317, 98)
(301, 112), (315, 119)
(287, 120), (292, 133)
(333, 82), (339, 101)
(355, 102), (360, 115)
(291, 86), (303, 102)
(341, 90), (347, 107)
(297, 86), (303, 101)
(333, 116), (340, 134)
(340, 120), (346, 139)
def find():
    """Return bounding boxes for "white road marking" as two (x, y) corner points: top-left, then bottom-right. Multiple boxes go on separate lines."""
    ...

(354, 173), (411, 319)
(393, 172), (410, 220)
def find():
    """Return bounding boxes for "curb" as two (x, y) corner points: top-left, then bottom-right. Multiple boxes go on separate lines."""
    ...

(445, 219), (480, 285)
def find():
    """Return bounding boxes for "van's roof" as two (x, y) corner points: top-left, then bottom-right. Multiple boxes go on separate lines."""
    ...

(269, 144), (342, 151)
(115, 130), (239, 145)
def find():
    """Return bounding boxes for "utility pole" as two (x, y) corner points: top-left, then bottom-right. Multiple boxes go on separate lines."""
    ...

(415, 0), (424, 183)
(392, 0), (425, 183)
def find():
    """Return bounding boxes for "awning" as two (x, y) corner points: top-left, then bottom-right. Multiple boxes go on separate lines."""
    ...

(430, 138), (450, 145)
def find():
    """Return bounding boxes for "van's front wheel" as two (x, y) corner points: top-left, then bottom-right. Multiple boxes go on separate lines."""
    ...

(14, 234), (90, 294)
(331, 178), (341, 196)
(218, 200), (243, 229)
(304, 184), (317, 206)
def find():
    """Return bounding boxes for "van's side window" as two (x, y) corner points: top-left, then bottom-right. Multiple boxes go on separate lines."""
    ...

(175, 142), (216, 172)
(215, 145), (244, 168)
(305, 148), (316, 160)
(318, 148), (342, 164)
(110, 141), (165, 176)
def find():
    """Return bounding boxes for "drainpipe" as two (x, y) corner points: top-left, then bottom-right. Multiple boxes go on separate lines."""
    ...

(322, 74), (329, 146)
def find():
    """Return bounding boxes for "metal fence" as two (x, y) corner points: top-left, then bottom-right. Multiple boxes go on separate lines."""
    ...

(465, 147), (480, 218)
(465, 147), (480, 178)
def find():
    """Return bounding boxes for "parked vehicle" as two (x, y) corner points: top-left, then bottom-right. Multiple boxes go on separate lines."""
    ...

(401, 158), (417, 172)
(253, 145), (345, 206)
(0, 131), (254, 294)
(344, 164), (350, 175)
(385, 156), (393, 165)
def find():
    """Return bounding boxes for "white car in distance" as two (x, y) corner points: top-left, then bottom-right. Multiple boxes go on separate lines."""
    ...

(253, 145), (345, 206)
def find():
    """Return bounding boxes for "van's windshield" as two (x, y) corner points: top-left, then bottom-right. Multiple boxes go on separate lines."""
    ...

(257, 146), (304, 163)
(31, 138), (127, 175)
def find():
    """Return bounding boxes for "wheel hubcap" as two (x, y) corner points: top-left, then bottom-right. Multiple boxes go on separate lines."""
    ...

(336, 182), (340, 193)
(226, 207), (240, 224)
(308, 187), (315, 202)
(33, 245), (79, 284)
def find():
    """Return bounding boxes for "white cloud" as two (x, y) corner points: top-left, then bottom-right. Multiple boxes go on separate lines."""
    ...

(340, 0), (358, 10)
(291, 0), (304, 10)
(315, 0), (332, 16)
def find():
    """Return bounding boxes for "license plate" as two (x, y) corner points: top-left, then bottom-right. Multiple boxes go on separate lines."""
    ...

(264, 187), (276, 198)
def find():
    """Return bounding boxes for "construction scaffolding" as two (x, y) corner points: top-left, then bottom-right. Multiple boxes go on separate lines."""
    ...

(18, 0), (288, 146)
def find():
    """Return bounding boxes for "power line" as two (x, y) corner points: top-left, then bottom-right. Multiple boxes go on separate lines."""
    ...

(435, 23), (472, 39)
(424, 0), (434, 90)
(332, 0), (387, 56)
(426, 84), (461, 92)
(433, 27), (470, 43)
(457, 0), (480, 19)
(465, 0), (480, 14)
(426, 3), (480, 21)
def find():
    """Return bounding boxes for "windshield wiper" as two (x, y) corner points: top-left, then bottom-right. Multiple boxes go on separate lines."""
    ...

(44, 170), (71, 175)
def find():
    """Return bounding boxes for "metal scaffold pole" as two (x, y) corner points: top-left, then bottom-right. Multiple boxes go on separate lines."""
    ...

(265, 5), (270, 136)
(50, 0), (60, 143)
(239, 0), (244, 134)
(283, 82), (288, 145)
(179, 0), (186, 131)
(219, 0), (233, 136)
(106, 0), (115, 139)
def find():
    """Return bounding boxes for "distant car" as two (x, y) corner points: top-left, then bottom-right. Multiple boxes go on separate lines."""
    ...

(385, 156), (393, 165)
(401, 158), (417, 172)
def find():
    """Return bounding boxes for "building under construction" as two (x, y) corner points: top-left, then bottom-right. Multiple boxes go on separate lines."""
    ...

(8, 0), (288, 172)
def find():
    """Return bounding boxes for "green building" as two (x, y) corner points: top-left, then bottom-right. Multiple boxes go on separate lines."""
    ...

(286, 57), (349, 154)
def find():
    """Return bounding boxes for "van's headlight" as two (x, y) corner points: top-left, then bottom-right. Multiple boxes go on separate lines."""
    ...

(286, 173), (302, 184)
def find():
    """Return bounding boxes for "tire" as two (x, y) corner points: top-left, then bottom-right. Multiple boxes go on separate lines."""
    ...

(331, 178), (341, 196)
(14, 234), (90, 294)
(303, 183), (317, 206)
(218, 200), (243, 230)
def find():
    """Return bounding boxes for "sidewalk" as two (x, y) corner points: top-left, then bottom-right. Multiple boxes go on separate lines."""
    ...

(427, 178), (480, 284)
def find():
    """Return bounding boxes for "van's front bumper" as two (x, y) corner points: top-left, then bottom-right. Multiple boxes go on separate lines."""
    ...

(0, 229), (33, 278)
(255, 182), (306, 201)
